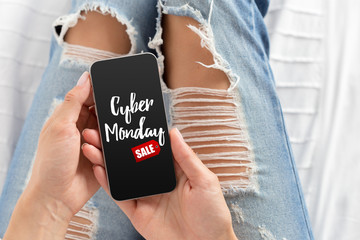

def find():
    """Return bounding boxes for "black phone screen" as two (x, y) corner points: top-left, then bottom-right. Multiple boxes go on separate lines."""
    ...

(90, 53), (176, 201)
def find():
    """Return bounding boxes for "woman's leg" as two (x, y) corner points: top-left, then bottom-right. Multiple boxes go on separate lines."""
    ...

(162, 15), (251, 188)
(149, 0), (314, 239)
(0, 1), (157, 239)
(62, 10), (135, 240)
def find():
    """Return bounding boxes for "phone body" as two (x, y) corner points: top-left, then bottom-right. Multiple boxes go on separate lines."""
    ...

(90, 53), (176, 201)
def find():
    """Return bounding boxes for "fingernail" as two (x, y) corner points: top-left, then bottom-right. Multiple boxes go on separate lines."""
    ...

(82, 128), (88, 136)
(77, 72), (89, 86)
(174, 128), (184, 142)
(81, 143), (87, 149)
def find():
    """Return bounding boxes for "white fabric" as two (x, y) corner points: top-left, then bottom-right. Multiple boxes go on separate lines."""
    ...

(0, 0), (360, 239)
(0, 0), (71, 194)
(265, 0), (360, 239)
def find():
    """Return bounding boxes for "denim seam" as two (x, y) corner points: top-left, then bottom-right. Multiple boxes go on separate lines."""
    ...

(279, 99), (314, 239)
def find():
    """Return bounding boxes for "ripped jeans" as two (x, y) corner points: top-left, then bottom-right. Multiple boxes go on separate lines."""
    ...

(0, 0), (314, 239)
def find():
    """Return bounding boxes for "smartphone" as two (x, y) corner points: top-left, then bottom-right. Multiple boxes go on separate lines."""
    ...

(90, 53), (176, 201)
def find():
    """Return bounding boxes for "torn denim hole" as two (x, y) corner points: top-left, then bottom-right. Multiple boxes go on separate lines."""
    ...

(259, 225), (276, 240)
(65, 202), (99, 240)
(230, 203), (245, 224)
(148, 0), (240, 92)
(53, 3), (136, 65)
(169, 87), (257, 195)
(60, 43), (124, 66)
(149, 1), (257, 195)
(148, 0), (165, 82)
(259, 225), (287, 240)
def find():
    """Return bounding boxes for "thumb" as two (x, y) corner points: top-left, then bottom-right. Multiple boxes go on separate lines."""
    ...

(170, 128), (210, 182)
(55, 72), (93, 123)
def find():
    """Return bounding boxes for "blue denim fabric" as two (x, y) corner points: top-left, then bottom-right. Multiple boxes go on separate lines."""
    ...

(0, 0), (314, 239)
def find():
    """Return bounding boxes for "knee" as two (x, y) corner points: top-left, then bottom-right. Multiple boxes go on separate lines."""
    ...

(64, 10), (131, 54)
(162, 14), (230, 90)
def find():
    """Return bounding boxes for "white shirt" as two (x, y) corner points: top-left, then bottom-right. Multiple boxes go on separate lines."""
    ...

(265, 0), (360, 239)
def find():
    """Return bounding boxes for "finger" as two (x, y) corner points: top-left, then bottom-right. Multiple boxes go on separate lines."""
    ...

(76, 105), (91, 131)
(172, 159), (190, 192)
(93, 165), (110, 193)
(82, 128), (102, 149)
(82, 143), (104, 167)
(54, 72), (94, 124)
(170, 128), (210, 182)
(93, 165), (137, 219)
(173, 158), (184, 180)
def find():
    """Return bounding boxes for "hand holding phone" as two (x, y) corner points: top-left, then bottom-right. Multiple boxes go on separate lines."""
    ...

(82, 128), (238, 240)
(88, 54), (237, 239)
(90, 53), (176, 201)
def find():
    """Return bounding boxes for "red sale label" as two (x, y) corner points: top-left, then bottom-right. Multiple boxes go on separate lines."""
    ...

(131, 140), (161, 162)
